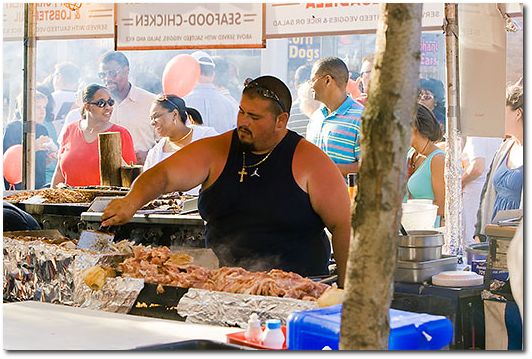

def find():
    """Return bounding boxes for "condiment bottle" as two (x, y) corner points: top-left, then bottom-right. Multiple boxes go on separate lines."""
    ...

(244, 313), (262, 343)
(261, 319), (285, 349)
(347, 173), (357, 201)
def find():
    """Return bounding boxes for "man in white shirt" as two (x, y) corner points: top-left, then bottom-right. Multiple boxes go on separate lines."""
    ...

(99, 51), (156, 164)
(51, 62), (80, 132)
(461, 136), (502, 245)
(184, 51), (238, 134)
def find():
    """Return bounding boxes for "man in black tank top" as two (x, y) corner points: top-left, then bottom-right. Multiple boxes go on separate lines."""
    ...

(101, 75), (352, 287)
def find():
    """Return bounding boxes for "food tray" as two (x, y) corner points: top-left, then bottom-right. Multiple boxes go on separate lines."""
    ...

(226, 326), (287, 350)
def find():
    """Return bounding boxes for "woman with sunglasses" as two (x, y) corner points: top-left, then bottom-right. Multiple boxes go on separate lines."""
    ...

(143, 94), (218, 194)
(52, 84), (136, 187)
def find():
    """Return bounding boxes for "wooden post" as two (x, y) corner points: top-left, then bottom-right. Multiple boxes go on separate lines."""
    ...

(22, 3), (37, 189)
(98, 132), (122, 186)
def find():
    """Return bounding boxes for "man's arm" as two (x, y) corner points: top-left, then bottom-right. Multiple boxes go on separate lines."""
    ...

(295, 141), (352, 287)
(336, 161), (359, 176)
(101, 135), (223, 226)
(462, 157), (485, 188)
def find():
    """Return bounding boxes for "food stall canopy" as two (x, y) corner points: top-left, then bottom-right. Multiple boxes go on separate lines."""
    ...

(116, 3), (265, 50)
(3, 2), (114, 41)
(458, 3), (509, 137)
(265, 3), (444, 38)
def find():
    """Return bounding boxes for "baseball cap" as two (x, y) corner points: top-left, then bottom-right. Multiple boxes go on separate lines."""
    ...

(191, 51), (215, 68)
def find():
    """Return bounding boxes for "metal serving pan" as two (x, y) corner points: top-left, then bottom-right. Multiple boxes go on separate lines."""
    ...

(397, 246), (442, 262)
(397, 230), (444, 248)
(395, 255), (457, 283)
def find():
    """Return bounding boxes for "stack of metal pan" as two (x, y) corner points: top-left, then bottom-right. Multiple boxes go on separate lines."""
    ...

(395, 230), (457, 283)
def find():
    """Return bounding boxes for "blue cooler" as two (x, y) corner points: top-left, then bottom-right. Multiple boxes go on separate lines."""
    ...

(286, 304), (453, 350)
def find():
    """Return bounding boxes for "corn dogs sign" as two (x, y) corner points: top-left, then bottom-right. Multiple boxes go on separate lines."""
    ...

(116, 3), (264, 50)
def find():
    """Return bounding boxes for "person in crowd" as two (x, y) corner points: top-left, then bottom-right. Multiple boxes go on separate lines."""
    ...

(406, 104), (445, 226)
(98, 51), (157, 165)
(418, 78), (446, 127)
(52, 84), (136, 187)
(184, 51), (239, 134)
(3, 201), (40, 231)
(51, 62), (80, 125)
(143, 95), (218, 195)
(57, 88), (84, 145)
(353, 54), (374, 105)
(287, 64), (314, 137)
(101, 75), (351, 287)
(3, 91), (56, 189)
(35, 84), (60, 185)
(308, 57), (363, 176)
(474, 83), (523, 241)
(212, 55), (241, 104)
(461, 135), (502, 245)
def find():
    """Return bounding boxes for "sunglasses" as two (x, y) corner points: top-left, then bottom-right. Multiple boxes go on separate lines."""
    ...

(97, 69), (122, 80)
(243, 78), (286, 112)
(89, 98), (115, 108)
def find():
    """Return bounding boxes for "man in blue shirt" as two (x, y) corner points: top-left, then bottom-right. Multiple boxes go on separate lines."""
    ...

(309, 57), (364, 176)
(184, 51), (239, 134)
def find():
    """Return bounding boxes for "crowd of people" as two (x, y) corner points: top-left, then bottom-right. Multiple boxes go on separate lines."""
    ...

(3, 51), (523, 274)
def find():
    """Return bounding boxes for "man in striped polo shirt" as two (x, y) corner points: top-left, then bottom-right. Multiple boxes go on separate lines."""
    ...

(308, 57), (364, 176)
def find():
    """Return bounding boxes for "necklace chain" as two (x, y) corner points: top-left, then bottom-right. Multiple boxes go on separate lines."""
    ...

(171, 128), (193, 144)
(238, 145), (277, 183)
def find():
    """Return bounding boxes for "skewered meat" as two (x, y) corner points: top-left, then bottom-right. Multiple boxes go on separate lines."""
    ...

(119, 246), (330, 300)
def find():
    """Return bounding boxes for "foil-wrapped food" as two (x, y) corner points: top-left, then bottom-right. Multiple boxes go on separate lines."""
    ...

(3, 234), (142, 314)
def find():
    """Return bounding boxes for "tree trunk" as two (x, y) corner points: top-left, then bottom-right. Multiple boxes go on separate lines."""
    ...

(340, 3), (422, 350)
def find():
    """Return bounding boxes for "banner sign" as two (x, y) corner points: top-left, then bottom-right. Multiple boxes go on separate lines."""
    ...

(265, 3), (444, 38)
(3, 3), (114, 41)
(116, 3), (264, 50)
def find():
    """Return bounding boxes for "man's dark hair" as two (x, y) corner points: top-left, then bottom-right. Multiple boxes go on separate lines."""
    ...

(100, 51), (129, 68)
(243, 75), (292, 117)
(313, 57), (349, 87)
(414, 104), (442, 142)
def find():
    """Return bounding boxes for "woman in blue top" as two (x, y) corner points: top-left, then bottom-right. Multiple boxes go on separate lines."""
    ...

(474, 83), (523, 241)
(406, 104), (445, 226)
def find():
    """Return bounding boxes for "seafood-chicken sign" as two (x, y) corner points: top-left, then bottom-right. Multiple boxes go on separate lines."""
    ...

(116, 3), (264, 50)
(3, 3), (114, 41)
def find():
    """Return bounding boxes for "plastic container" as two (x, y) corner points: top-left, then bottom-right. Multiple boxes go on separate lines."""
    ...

(286, 304), (453, 350)
(432, 270), (484, 287)
(226, 326), (287, 350)
(244, 313), (262, 343)
(261, 319), (285, 349)
(407, 199), (433, 205)
(401, 203), (438, 231)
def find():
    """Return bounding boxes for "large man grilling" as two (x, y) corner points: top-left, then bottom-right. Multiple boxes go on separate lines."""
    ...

(102, 75), (351, 287)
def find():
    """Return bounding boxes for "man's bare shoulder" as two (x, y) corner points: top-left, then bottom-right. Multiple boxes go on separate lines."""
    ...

(293, 138), (341, 181)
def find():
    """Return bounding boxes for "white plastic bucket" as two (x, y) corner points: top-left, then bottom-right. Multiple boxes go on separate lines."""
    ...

(407, 199), (433, 205)
(401, 203), (438, 231)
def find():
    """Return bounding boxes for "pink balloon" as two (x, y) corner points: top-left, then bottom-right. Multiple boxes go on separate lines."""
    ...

(162, 54), (201, 97)
(3, 144), (23, 185)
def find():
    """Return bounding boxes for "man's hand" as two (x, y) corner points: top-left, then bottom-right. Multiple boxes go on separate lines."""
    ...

(101, 197), (137, 227)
